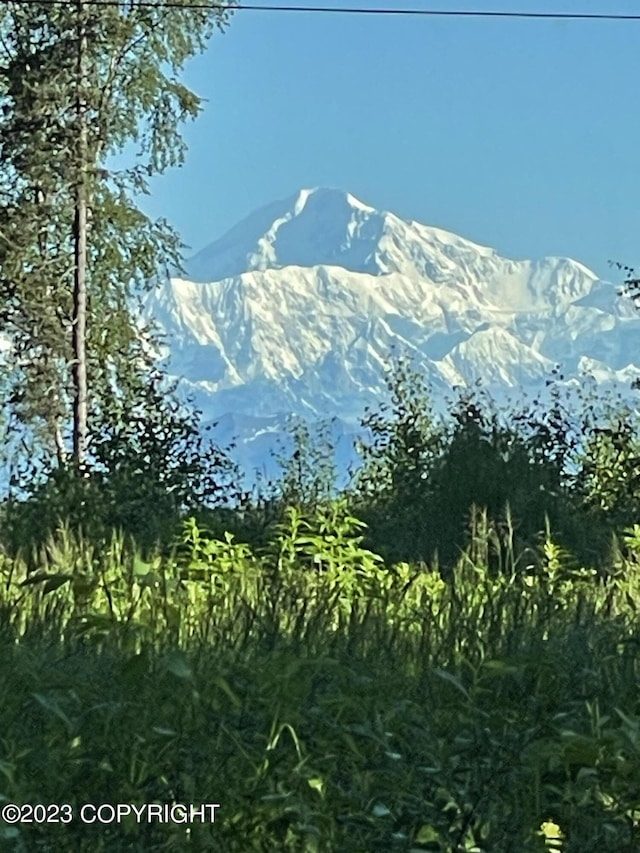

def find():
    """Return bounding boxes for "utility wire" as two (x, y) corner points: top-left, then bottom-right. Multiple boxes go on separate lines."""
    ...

(4, 1), (640, 22)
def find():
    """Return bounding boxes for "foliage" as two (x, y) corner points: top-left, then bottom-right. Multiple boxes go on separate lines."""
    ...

(274, 416), (339, 512)
(1, 369), (239, 559)
(351, 356), (446, 565)
(350, 359), (640, 574)
(571, 401), (640, 521)
(0, 0), (234, 486)
(0, 1), (238, 559)
(1, 510), (640, 850)
(190, 416), (343, 560)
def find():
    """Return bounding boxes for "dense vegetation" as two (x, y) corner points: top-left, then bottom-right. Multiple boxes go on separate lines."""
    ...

(1, 363), (640, 852)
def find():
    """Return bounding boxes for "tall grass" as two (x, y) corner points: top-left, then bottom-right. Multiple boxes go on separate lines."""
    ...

(0, 503), (639, 850)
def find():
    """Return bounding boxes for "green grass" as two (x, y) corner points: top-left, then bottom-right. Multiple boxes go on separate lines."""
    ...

(0, 506), (639, 851)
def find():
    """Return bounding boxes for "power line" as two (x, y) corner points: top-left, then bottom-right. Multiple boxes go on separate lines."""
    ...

(5, 1), (640, 22)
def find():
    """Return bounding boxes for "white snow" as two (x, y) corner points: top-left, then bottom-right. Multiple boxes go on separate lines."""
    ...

(135, 187), (640, 483)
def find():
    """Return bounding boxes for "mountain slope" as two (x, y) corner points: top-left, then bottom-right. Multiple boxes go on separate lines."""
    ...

(140, 187), (640, 481)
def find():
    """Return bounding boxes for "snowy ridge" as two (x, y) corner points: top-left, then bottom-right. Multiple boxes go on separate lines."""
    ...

(3, 187), (637, 489)
(139, 187), (640, 481)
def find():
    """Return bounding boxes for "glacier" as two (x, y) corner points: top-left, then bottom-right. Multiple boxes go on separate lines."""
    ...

(137, 187), (640, 488)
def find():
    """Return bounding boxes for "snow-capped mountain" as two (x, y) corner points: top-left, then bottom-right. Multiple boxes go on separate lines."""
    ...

(140, 187), (640, 485)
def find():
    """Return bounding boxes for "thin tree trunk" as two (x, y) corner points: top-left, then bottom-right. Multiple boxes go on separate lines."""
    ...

(54, 419), (67, 467)
(72, 0), (88, 468)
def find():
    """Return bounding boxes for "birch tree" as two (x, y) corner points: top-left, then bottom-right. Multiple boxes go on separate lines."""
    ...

(0, 0), (236, 537)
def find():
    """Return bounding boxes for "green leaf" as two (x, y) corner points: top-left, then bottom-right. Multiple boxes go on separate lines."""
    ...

(307, 777), (323, 795)
(415, 824), (441, 844)
(133, 557), (153, 576)
(162, 651), (192, 680)
(212, 675), (241, 709)
(0, 761), (15, 787)
(20, 571), (72, 589)
(433, 668), (470, 699)
(32, 693), (73, 733)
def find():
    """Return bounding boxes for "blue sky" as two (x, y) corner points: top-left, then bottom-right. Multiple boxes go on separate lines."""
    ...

(134, 1), (640, 280)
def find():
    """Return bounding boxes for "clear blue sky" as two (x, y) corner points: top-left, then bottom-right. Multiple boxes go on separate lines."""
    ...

(134, 0), (640, 280)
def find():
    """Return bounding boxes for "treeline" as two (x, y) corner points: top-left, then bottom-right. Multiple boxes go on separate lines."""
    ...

(1, 3), (639, 580)
(5, 351), (640, 584)
(189, 358), (640, 579)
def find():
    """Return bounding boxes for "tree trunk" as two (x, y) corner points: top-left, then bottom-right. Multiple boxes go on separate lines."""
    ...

(54, 419), (67, 467)
(72, 0), (88, 468)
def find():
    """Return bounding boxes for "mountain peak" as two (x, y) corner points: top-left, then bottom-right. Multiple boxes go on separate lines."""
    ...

(292, 186), (373, 215)
(140, 189), (637, 486)
(294, 186), (375, 212)
(182, 186), (602, 305)
(185, 186), (385, 282)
